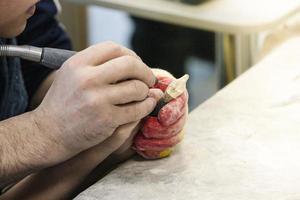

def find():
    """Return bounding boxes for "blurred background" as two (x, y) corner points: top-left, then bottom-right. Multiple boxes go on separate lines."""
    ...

(59, 0), (300, 111)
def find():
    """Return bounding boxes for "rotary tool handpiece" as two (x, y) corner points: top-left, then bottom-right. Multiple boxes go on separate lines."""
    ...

(41, 47), (76, 69)
(0, 45), (76, 70)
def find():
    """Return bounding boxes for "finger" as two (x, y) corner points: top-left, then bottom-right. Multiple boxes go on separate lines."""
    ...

(148, 88), (164, 102)
(96, 121), (141, 154)
(115, 97), (157, 125)
(108, 83), (164, 105)
(94, 55), (156, 87)
(158, 93), (188, 126)
(109, 121), (141, 151)
(134, 130), (185, 151)
(111, 121), (141, 145)
(107, 80), (149, 105)
(67, 41), (140, 66)
(142, 112), (187, 139)
(151, 68), (175, 79)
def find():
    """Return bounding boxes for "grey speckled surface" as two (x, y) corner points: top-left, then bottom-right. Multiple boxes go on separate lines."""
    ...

(75, 38), (300, 200)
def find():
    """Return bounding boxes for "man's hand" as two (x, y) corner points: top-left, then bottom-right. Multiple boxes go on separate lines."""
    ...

(0, 120), (150, 200)
(133, 69), (189, 159)
(31, 42), (160, 166)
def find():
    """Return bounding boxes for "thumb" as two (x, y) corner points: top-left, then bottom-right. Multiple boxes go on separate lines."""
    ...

(148, 88), (164, 102)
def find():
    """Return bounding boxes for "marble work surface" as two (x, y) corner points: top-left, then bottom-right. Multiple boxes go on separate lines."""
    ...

(76, 37), (300, 200)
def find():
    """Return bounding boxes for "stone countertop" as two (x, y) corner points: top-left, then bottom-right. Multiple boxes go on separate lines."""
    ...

(75, 37), (300, 200)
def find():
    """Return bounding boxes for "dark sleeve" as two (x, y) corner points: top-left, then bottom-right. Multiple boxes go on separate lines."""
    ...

(17, 0), (72, 101)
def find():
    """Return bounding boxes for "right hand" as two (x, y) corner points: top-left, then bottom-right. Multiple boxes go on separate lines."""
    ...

(32, 42), (160, 163)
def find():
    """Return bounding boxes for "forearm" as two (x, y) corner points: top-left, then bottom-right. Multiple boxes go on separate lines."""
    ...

(0, 111), (59, 188)
(0, 132), (134, 200)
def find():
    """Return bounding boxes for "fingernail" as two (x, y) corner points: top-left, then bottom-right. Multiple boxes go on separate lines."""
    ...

(148, 97), (157, 108)
(150, 77), (158, 87)
(148, 89), (164, 101)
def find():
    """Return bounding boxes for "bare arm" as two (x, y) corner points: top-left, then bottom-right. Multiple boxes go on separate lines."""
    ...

(0, 69), (56, 187)
(0, 88), (163, 200)
(0, 42), (160, 194)
(0, 122), (139, 200)
(0, 111), (59, 188)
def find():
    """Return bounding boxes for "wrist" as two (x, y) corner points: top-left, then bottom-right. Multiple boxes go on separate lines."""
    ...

(29, 109), (71, 168)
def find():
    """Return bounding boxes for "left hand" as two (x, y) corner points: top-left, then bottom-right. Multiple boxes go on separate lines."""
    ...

(133, 69), (189, 159)
(111, 87), (165, 160)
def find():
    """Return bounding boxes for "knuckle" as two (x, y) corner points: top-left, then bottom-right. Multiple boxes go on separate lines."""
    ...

(82, 92), (98, 108)
(103, 40), (117, 47)
(118, 96), (129, 104)
(122, 55), (137, 68)
(124, 105), (139, 122)
(130, 80), (149, 100)
(104, 41), (123, 54)
(88, 43), (102, 53)
(105, 59), (119, 72)
(133, 104), (139, 121)
(144, 101), (153, 114)
(63, 57), (77, 69)
(73, 70), (85, 87)
(128, 49), (139, 57)
(145, 98), (156, 114)
(82, 90), (105, 110)
(77, 72), (94, 90)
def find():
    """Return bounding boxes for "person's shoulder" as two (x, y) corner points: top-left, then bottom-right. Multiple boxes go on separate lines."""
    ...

(36, 0), (60, 15)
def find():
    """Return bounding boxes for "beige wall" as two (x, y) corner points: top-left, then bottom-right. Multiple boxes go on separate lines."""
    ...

(58, 1), (88, 51)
